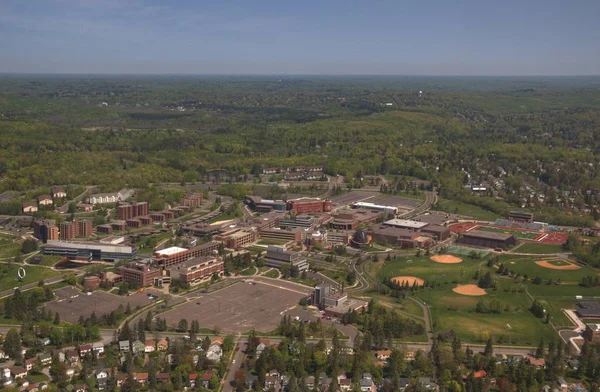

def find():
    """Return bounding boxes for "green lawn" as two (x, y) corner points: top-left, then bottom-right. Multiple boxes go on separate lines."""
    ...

(27, 373), (49, 383)
(496, 255), (594, 283)
(37, 255), (67, 267)
(435, 197), (501, 221)
(238, 266), (257, 276)
(289, 277), (318, 287)
(256, 238), (290, 246)
(377, 255), (558, 345)
(516, 242), (566, 254)
(264, 269), (279, 278)
(0, 264), (62, 292)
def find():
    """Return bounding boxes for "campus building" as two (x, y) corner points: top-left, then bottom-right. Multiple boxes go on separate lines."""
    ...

(330, 209), (384, 230)
(351, 202), (398, 215)
(264, 246), (308, 271)
(311, 284), (368, 317)
(260, 227), (304, 242)
(369, 226), (432, 248)
(77, 219), (93, 237)
(167, 256), (224, 286)
(180, 193), (203, 208)
(584, 324), (600, 344)
(577, 301), (600, 320)
(509, 210), (534, 223)
(117, 202), (149, 221)
(41, 240), (136, 261)
(32, 219), (59, 242)
(457, 230), (517, 249)
(244, 196), (287, 212)
(215, 228), (258, 249)
(153, 242), (221, 268)
(117, 262), (161, 287)
(383, 219), (451, 241)
(286, 198), (332, 213)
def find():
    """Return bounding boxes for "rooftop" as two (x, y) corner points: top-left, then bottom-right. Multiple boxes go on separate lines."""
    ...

(154, 246), (188, 256)
(463, 230), (515, 241)
(384, 219), (429, 229)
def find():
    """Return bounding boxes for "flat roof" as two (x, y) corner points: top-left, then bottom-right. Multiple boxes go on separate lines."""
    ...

(154, 246), (188, 256)
(370, 226), (420, 239)
(167, 256), (218, 271)
(44, 240), (133, 253)
(384, 219), (429, 229)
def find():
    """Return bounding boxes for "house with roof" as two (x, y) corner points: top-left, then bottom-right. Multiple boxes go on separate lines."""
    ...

(96, 369), (108, 390)
(38, 195), (53, 206)
(418, 377), (438, 390)
(339, 376), (352, 391)
(156, 373), (170, 385)
(39, 337), (51, 346)
(118, 340), (130, 352)
(52, 350), (65, 362)
(0, 350), (6, 360)
(144, 339), (155, 353)
(189, 373), (198, 388)
(66, 364), (79, 380)
(51, 187), (67, 199)
(305, 376), (315, 390)
(10, 366), (28, 379)
(526, 355), (546, 368)
(22, 202), (38, 214)
(211, 336), (224, 345)
(206, 344), (223, 362)
(134, 372), (148, 385)
(132, 340), (145, 355)
(256, 342), (267, 358)
(246, 375), (258, 389)
(73, 384), (88, 392)
(265, 375), (280, 390)
(79, 344), (92, 357)
(558, 378), (568, 390)
(360, 373), (375, 392)
(465, 370), (487, 380)
(39, 353), (52, 367)
(376, 349), (392, 362)
(157, 339), (168, 351)
(116, 373), (127, 387)
(93, 342), (104, 356)
(65, 350), (79, 364)
(25, 358), (36, 371)
(201, 371), (215, 389)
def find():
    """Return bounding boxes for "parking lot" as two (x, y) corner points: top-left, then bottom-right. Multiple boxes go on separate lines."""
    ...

(375, 195), (422, 208)
(45, 286), (163, 323)
(330, 191), (375, 208)
(161, 280), (308, 334)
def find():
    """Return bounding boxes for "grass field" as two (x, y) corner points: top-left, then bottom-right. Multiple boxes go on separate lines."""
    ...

(478, 225), (540, 240)
(0, 264), (62, 292)
(496, 255), (591, 282)
(516, 242), (566, 254)
(37, 255), (67, 267)
(435, 197), (501, 221)
(375, 256), (557, 345)
(264, 269), (279, 278)
(256, 238), (290, 246)
(238, 266), (257, 276)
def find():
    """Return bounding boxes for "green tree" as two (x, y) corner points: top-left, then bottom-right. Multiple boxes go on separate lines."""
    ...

(3, 328), (23, 361)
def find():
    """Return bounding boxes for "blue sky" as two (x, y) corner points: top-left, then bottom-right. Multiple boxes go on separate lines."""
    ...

(0, 0), (598, 75)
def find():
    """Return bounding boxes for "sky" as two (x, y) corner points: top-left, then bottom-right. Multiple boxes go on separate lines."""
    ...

(0, 0), (599, 75)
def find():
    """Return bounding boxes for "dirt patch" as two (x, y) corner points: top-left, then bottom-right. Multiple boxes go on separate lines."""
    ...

(391, 276), (425, 286)
(431, 255), (463, 264)
(535, 260), (580, 270)
(453, 284), (486, 296)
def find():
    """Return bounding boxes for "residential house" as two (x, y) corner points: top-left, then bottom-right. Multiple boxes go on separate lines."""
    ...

(116, 373), (127, 387)
(255, 342), (267, 358)
(558, 378), (568, 390)
(527, 355), (546, 368)
(39, 382), (49, 390)
(39, 338), (51, 346)
(65, 350), (79, 364)
(77, 204), (94, 212)
(79, 344), (92, 357)
(118, 340), (130, 352)
(201, 371), (214, 389)
(87, 191), (124, 205)
(52, 350), (65, 363)
(0, 350), (6, 360)
(92, 342), (104, 356)
(1, 368), (13, 387)
(38, 195), (53, 206)
(73, 384), (88, 392)
(96, 369), (108, 390)
(360, 373), (375, 392)
(211, 336), (224, 345)
(418, 377), (438, 390)
(39, 353), (52, 367)
(66, 364), (78, 380)
(157, 339), (168, 351)
(206, 344), (223, 362)
(246, 375), (258, 389)
(52, 187), (67, 199)
(131, 340), (145, 355)
(465, 370), (487, 380)
(156, 373), (171, 385)
(144, 339), (156, 353)
(376, 349), (392, 362)
(305, 376), (315, 390)
(134, 372), (148, 385)
(22, 202), (38, 214)
(265, 375), (280, 390)
(25, 358), (35, 371)
(10, 366), (28, 379)
(189, 373), (198, 388)
(339, 377), (352, 391)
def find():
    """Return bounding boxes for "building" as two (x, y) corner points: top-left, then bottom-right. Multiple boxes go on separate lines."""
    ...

(313, 284), (332, 307)
(260, 228), (303, 242)
(180, 193), (203, 208)
(350, 230), (372, 248)
(383, 219), (429, 231)
(279, 215), (318, 230)
(52, 187), (67, 199)
(41, 240), (136, 262)
(59, 220), (78, 240)
(326, 230), (351, 247)
(32, 219), (59, 242)
(244, 196), (286, 212)
(126, 219), (142, 229)
(83, 276), (101, 290)
(577, 302), (600, 319)
(509, 210), (534, 223)
(584, 324), (600, 344)
(264, 246), (308, 271)
(215, 228), (257, 249)
(421, 224), (451, 241)
(457, 230), (517, 249)
(96, 224), (113, 234)
(369, 226), (432, 248)
(77, 204), (94, 212)
(153, 242), (220, 268)
(87, 191), (124, 205)
(77, 220), (93, 237)
(286, 198), (332, 213)
(330, 209), (384, 230)
(167, 256), (224, 286)
(22, 201), (38, 214)
(117, 202), (149, 221)
(351, 202), (397, 215)
(38, 195), (53, 206)
(117, 262), (161, 287)
(312, 285), (368, 317)
(111, 221), (126, 231)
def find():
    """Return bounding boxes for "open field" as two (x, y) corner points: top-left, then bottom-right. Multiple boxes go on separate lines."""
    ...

(477, 225), (541, 240)
(44, 286), (163, 323)
(435, 198), (501, 221)
(453, 284), (486, 296)
(431, 255), (462, 264)
(375, 255), (558, 344)
(496, 255), (592, 282)
(535, 259), (580, 270)
(391, 276), (425, 286)
(160, 280), (308, 333)
(516, 242), (566, 254)
(0, 264), (61, 292)
(444, 245), (490, 258)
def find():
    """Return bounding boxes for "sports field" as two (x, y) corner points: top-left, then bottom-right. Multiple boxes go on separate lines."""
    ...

(477, 225), (541, 240)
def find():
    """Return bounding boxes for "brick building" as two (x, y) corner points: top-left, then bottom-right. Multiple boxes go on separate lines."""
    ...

(584, 324), (600, 343)
(153, 241), (221, 268)
(286, 198), (332, 214)
(260, 228), (303, 242)
(117, 262), (161, 287)
(167, 256), (224, 286)
(77, 220), (93, 237)
(457, 230), (517, 249)
(117, 202), (149, 221)
(32, 219), (59, 242)
(180, 193), (203, 208)
(215, 228), (258, 249)
(59, 220), (78, 240)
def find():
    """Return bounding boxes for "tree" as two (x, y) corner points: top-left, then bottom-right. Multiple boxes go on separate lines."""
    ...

(53, 312), (61, 325)
(21, 238), (38, 254)
(484, 338), (493, 357)
(536, 338), (544, 358)
(3, 328), (22, 361)
(177, 319), (188, 333)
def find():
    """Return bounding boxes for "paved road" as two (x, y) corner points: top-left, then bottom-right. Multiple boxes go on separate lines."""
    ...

(401, 191), (437, 219)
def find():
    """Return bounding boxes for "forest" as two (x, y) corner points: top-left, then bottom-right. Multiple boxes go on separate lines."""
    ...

(1, 75), (600, 225)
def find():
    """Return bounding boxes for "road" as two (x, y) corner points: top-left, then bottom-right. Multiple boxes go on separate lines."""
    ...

(401, 191), (437, 219)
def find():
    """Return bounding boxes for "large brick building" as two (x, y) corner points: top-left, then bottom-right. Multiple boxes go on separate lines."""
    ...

(117, 202), (149, 221)
(153, 242), (221, 268)
(59, 220), (78, 240)
(167, 256), (223, 286)
(457, 230), (517, 249)
(117, 262), (161, 287)
(77, 220), (93, 237)
(32, 219), (59, 242)
(215, 228), (257, 249)
(369, 226), (433, 248)
(286, 198), (332, 214)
